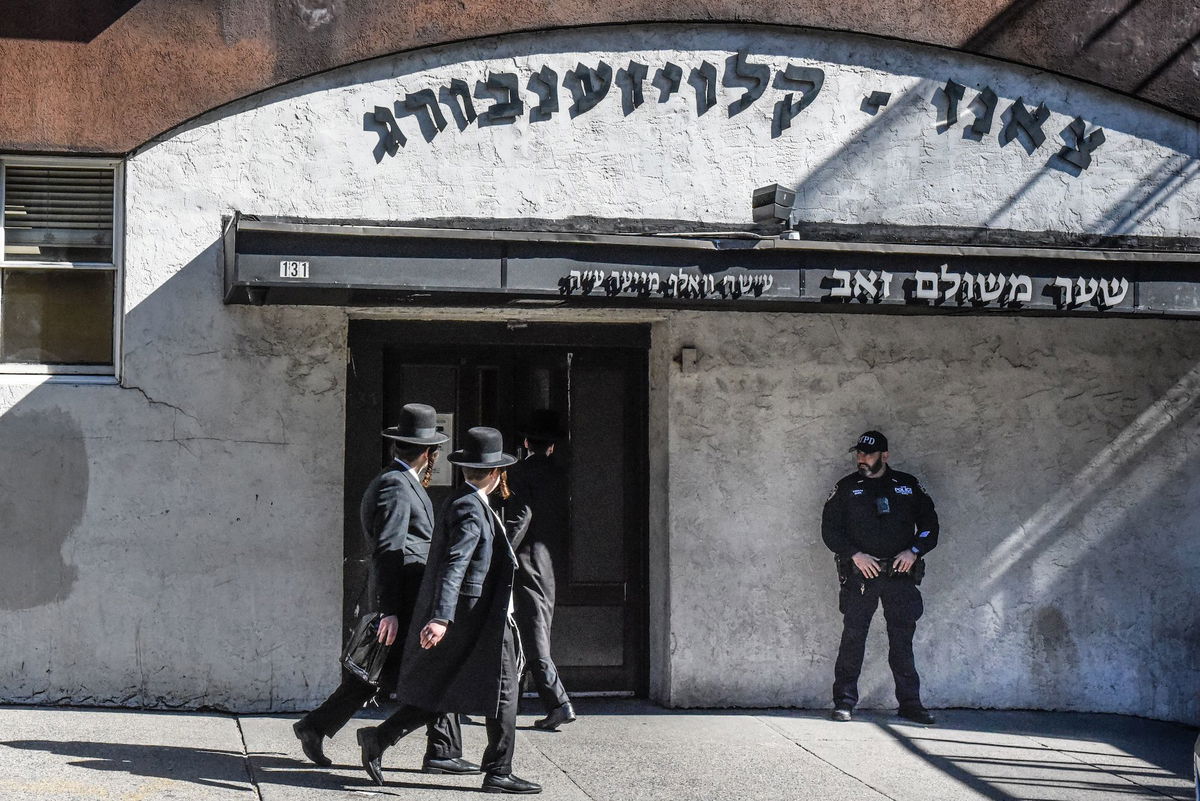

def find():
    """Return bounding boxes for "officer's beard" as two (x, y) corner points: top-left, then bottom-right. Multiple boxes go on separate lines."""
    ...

(857, 454), (884, 477)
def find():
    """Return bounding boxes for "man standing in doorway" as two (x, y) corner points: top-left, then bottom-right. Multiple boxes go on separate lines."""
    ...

(507, 409), (575, 731)
(821, 430), (939, 725)
(292, 403), (476, 775)
(357, 426), (542, 794)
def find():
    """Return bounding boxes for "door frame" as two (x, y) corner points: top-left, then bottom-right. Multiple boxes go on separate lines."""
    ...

(343, 319), (652, 697)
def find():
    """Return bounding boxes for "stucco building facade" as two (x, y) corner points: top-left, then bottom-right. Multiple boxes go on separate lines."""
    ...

(0, 2), (1196, 723)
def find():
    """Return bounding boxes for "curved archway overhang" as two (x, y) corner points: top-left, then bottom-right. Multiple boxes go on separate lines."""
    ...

(110, 21), (1198, 317)
(3, 1), (1198, 154)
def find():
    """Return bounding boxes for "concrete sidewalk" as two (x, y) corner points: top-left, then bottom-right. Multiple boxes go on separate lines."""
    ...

(0, 701), (1193, 800)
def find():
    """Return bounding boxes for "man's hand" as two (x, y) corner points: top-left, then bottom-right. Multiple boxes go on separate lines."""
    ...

(376, 615), (400, 646)
(892, 550), (918, 573)
(419, 620), (448, 650)
(852, 552), (881, 579)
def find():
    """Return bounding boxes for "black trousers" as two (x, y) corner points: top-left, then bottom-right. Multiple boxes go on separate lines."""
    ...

(300, 662), (462, 760)
(833, 575), (924, 710)
(514, 576), (569, 713)
(300, 561), (462, 760)
(377, 621), (521, 776)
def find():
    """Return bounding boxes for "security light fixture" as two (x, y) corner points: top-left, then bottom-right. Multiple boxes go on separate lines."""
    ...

(751, 183), (796, 226)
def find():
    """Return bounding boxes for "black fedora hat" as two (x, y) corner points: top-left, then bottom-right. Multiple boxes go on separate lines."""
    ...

(382, 403), (450, 446)
(522, 409), (566, 441)
(448, 426), (517, 469)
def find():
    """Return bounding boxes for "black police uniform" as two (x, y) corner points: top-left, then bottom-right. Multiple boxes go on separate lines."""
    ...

(821, 466), (939, 712)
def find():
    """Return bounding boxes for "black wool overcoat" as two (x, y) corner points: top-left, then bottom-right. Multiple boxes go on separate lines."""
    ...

(505, 453), (569, 604)
(394, 483), (517, 717)
(359, 461), (437, 616)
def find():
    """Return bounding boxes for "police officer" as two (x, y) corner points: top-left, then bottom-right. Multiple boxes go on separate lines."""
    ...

(821, 430), (939, 725)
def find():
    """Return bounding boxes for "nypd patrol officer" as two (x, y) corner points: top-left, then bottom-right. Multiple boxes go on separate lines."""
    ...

(821, 430), (939, 725)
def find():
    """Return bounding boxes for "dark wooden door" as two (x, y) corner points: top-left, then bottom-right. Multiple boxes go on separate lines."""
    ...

(344, 321), (648, 695)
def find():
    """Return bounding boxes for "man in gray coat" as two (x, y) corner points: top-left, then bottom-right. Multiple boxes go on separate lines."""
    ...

(292, 404), (476, 775)
(357, 426), (541, 795)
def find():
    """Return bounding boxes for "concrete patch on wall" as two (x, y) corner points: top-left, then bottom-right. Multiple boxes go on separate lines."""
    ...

(0, 408), (84, 610)
(1030, 606), (1080, 694)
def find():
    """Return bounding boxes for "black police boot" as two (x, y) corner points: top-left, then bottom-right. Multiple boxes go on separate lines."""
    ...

(830, 706), (852, 722)
(897, 707), (936, 725)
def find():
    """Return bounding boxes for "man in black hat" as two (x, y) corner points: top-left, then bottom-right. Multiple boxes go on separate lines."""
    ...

(821, 430), (940, 725)
(292, 403), (476, 775)
(505, 409), (575, 730)
(357, 426), (542, 795)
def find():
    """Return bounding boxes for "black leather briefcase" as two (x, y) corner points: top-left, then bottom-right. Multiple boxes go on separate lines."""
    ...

(341, 612), (391, 686)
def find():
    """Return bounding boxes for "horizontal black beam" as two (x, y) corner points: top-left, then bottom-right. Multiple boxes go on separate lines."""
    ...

(223, 215), (1200, 319)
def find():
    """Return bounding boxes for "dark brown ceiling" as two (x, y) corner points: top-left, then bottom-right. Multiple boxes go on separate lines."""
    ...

(1, 0), (1196, 154)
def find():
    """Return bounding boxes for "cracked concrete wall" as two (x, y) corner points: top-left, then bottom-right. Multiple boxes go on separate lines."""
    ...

(0, 24), (1195, 715)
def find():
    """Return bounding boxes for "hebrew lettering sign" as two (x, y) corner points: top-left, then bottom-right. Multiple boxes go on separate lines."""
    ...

(229, 219), (1199, 317)
(558, 268), (775, 299)
(819, 263), (1133, 311)
(365, 52), (1104, 171)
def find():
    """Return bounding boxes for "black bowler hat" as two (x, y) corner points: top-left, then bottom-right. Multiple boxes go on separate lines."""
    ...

(448, 426), (518, 469)
(849, 430), (888, 453)
(522, 409), (566, 441)
(382, 403), (450, 446)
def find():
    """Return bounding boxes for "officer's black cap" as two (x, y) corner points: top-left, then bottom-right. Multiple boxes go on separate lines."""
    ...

(849, 430), (888, 453)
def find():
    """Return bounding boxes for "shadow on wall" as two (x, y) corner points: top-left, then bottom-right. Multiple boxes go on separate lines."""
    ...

(0, 233), (343, 710)
(966, 0), (1200, 102)
(794, 318), (1200, 721)
(780, 31), (1198, 239)
(970, 357), (1200, 711)
(0, 408), (85, 610)
(0, 0), (141, 42)
(771, 34), (1197, 718)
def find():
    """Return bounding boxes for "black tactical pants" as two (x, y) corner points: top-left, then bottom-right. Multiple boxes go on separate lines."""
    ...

(833, 574), (924, 710)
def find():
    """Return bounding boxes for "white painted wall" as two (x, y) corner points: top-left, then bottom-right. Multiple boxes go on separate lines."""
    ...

(0, 23), (1195, 720)
(658, 310), (1200, 723)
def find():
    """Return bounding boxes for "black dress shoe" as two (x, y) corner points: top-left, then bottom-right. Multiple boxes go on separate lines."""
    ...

(830, 707), (852, 722)
(532, 702), (576, 731)
(424, 756), (483, 774)
(483, 773), (542, 794)
(356, 726), (386, 786)
(897, 707), (936, 725)
(292, 720), (332, 767)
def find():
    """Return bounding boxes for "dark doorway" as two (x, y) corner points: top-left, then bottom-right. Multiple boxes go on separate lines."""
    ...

(344, 320), (649, 696)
